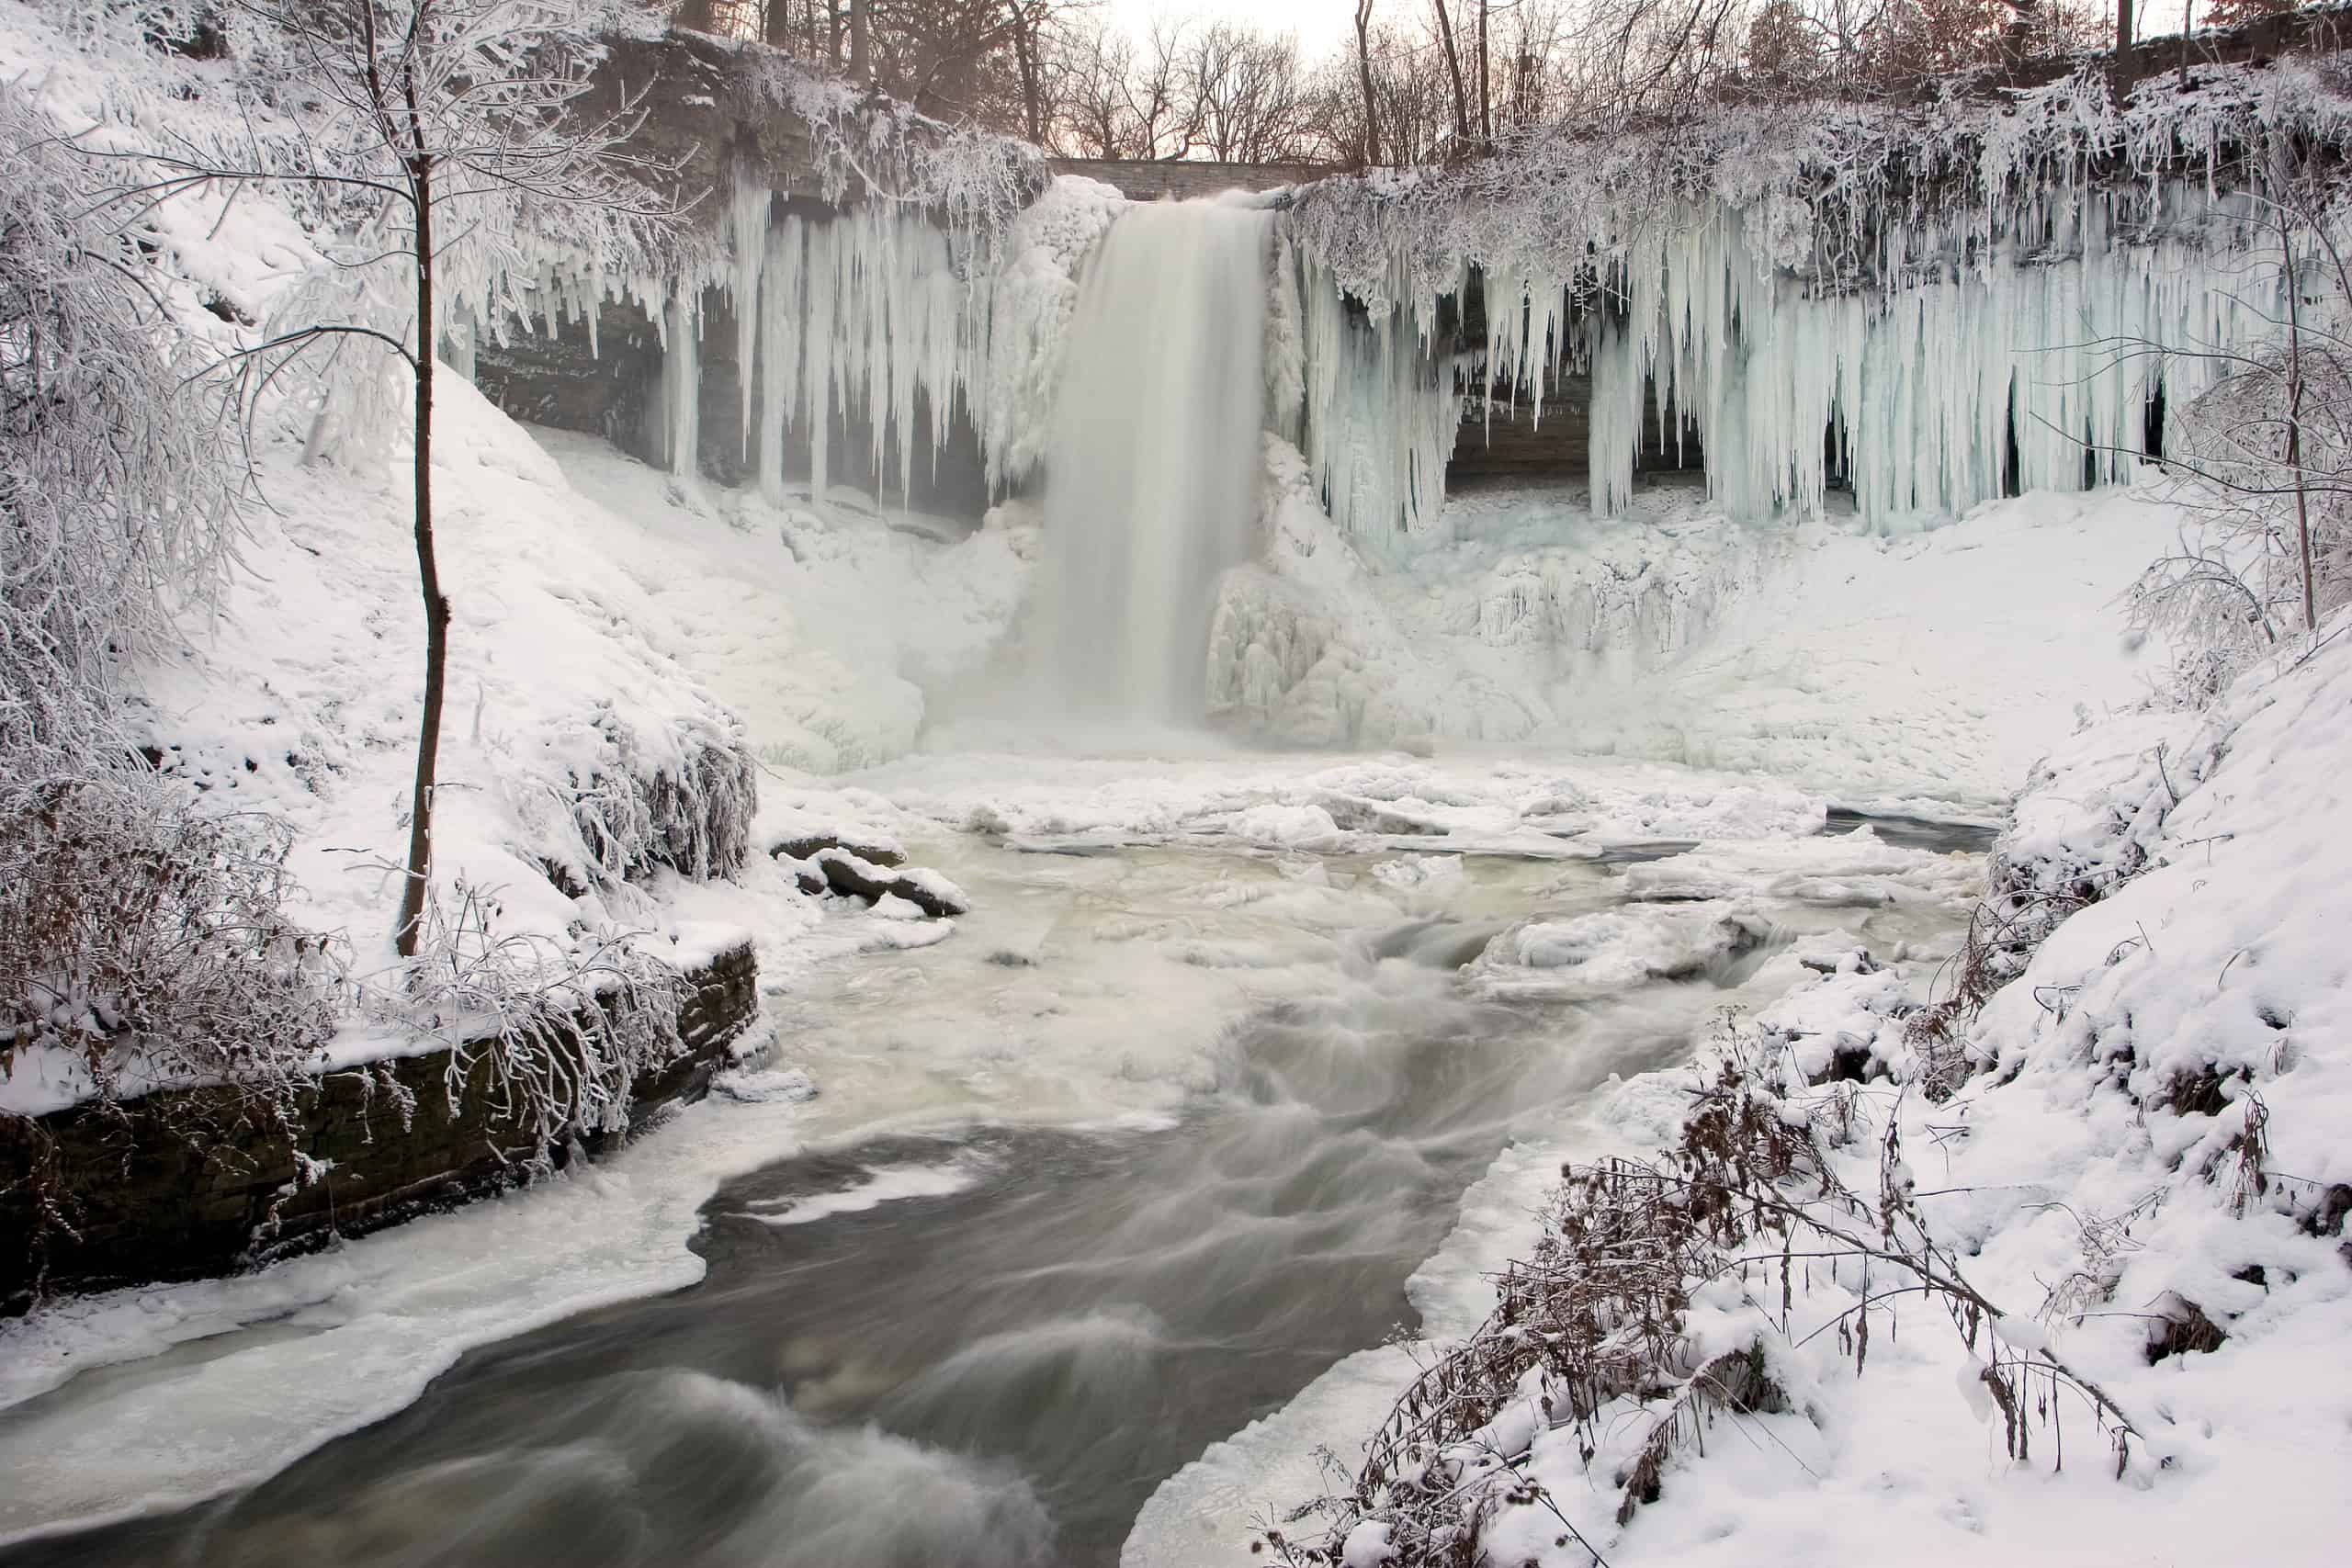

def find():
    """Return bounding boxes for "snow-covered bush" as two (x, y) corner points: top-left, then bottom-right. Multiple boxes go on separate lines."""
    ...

(563, 706), (758, 889)
(0, 74), (341, 1118)
(1262, 1020), (2145, 1567)
(356, 881), (686, 1150)
(0, 762), (339, 1099)
(2132, 196), (2352, 696)
(0, 78), (244, 753)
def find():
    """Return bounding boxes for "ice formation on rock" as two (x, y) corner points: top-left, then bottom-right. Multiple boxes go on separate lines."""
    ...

(655, 175), (1123, 497)
(1283, 65), (2343, 538)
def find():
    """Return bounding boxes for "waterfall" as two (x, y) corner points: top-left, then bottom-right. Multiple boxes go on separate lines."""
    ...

(1034, 201), (1271, 725)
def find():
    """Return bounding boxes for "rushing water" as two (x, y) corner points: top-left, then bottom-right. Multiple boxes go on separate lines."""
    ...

(0, 824), (1973, 1568)
(1033, 200), (1270, 723)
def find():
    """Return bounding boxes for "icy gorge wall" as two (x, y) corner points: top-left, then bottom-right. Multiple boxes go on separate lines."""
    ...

(1284, 58), (2352, 544)
(442, 23), (2352, 758)
(462, 23), (1058, 514)
(472, 28), (2352, 548)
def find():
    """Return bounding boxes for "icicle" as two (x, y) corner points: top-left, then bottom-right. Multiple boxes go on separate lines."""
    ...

(665, 288), (700, 480)
(727, 178), (771, 461)
(757, 214), (805, 502)
(1295, 248), (1460, 551)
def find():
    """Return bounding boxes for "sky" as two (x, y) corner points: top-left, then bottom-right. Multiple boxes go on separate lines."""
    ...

(1103, 1), (1365, 65)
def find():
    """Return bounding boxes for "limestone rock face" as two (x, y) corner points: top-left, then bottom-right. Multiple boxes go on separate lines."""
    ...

(0, 942), (760, 1314)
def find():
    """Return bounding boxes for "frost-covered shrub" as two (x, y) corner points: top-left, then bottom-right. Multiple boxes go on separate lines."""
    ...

(564, 707), (758, 888)
(0, 762), (340, 1099)
(0, 81), (245, 753)
(357, 881), (686, 1147)
(0, 82), (335, 1112)
(1263, 1026), (2145, 1566)
(2134, 333), (2352, 697)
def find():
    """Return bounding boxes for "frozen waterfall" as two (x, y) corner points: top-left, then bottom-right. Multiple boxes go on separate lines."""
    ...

(1032, 201), (1272, 724)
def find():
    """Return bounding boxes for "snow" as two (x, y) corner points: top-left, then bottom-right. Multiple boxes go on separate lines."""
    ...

(1130, 616), (2352, 1568)
(1460, 905), (1771, 1000)
(1209, 440), (2175, 809)
(7, 9), (2344, 1562)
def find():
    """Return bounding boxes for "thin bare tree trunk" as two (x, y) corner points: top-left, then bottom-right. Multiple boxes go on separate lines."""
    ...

(1433, 0), (1470, 145)
(1477, 0), (1489, 142)
(2278, 197), (2320, 633)
(849, 0), (869, 82)
(394, 158), (447, 959)
(1355, 0), (1383, 167)
(1012, 7), (1045, 144)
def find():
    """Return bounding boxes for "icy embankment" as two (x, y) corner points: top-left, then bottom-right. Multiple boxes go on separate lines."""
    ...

(1206, 437), (2170, 808)
(1132, 621), (2352, 1567)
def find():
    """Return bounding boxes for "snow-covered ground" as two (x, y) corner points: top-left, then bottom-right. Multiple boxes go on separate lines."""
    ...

(6, 5), (2343, 1563)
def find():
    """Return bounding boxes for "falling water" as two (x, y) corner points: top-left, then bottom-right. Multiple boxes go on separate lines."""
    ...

(1034, 201), (1271, 724)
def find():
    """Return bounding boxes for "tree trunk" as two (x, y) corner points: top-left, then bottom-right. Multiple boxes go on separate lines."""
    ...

(2278, 197), (2319, 634)
(1432, 0), (1470, 145)
(394, 162), (450, 960)
(1355, 0), (1383, 167)
(849, 0), (869, 82)
(1012, 8), (1045, 145)
(763, 0), (792, 50)
(673, 0), (718, 34)
(1477, 0), (1489, 142)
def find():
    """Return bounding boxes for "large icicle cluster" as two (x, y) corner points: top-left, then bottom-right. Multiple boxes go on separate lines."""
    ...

(1283, 61), (2352, 537)
(1279, 239), (1463, 550)
(680, 171), (1122, 495)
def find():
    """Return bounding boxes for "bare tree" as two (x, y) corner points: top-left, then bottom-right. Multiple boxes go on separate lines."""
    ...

(113, 1), (690, 957)
(1431, 0), (1472, 144)
(1356, 0), (1385, 164)
(1125, 16), (1197, 158)
(1184, 22), (1313, 164)
(1556, 0), (1746, 123)
(2122, 148), (2352, 686)
(1477, 0), (1491, 141)
(1050, 17), (1134, 156)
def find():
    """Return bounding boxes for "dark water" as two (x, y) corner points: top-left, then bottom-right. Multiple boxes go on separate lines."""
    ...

(1822, 807), (1997, 855)
(4, 923), (1702, 1568)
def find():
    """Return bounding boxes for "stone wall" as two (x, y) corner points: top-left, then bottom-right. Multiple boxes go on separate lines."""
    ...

(0, 942), (759, 1314)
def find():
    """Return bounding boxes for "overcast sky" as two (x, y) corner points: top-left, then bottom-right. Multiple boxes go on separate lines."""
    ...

(1102, 2), (1365, 66)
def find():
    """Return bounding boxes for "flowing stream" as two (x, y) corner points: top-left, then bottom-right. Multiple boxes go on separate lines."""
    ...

(0, 197), (1993, 1568)
(0, 823), (1976, 1568)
